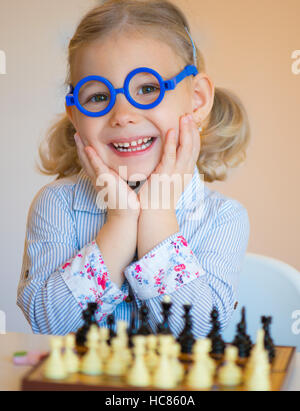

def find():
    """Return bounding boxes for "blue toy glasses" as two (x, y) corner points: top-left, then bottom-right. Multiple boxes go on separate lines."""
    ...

(65, 65), (198, 117)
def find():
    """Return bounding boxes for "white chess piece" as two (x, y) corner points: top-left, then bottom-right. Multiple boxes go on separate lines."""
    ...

(44, 336), (67, 380)
(63, 334), (80, 374)
(170, 342), (185, 384)
(98, 327), (110, 365)
(152, 335), (177, 389)
(218, 345), (242, 387)
(145, 334), (159, 373)
(105, 336), (127, 377)
(186, 338), (215, 390)
(80, 324), (103, 375)
(127, 335), (151, 387)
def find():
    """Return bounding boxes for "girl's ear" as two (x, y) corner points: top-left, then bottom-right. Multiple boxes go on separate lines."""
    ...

(191, 73), (215, 123)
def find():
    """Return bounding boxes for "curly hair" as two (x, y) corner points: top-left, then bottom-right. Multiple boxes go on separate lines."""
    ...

(38, 0), (250, 182)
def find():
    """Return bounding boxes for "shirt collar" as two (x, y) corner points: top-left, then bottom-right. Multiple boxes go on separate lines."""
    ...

(73, 165), (208, 214)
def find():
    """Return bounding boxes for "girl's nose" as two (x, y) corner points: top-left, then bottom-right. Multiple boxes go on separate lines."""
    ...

(109, 93), (140, 127)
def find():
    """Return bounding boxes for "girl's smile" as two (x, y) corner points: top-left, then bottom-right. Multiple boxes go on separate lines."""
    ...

(108, 136), (158, 157)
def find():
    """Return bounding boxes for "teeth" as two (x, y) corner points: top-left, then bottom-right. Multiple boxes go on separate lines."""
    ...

(113, 137), (153, 148)
(114, 138), (154, 152)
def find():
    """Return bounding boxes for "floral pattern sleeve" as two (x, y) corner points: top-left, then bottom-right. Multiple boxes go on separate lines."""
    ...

(59, 240), (129, 322)
(124, 231), (206, 300)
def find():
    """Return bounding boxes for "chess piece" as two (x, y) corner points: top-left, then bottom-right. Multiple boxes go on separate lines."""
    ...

(63, 334), (80, 374)
(44, 336), (67, 380)
(80, 324), (103, 375)
(115, 320), (132, 366)
(145, 334), (159, 373)
(127, 335), (151, 387)
(127, 311), (138, 348)
(137, 304), (152, 335)
(245, 347), (271, 391)
(98, 327), (110, 365)
(105, 336), (127, 377)
(207, 307), (225, 355)
(170, 342), (185, 384)
(232, 307), (252, 358)
(218, 345), (242, 387)
(152, 335), (177, 388)
(177, 303), (195, 354)
(261, 316), (275, 362)
(107, 313), (116, 345)
(186, 338), (215, 390)
(244, 329), (270, 384)
(156, 295), (172, 335)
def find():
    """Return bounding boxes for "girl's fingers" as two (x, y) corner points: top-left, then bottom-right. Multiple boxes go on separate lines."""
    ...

(176, 114), (194, 171)
(160, 129), (177, 173)
(84, 145), (108, 177)
(74, 133), (95, 177)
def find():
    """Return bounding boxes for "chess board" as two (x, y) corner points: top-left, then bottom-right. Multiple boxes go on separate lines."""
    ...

(21, 345), (296, 391)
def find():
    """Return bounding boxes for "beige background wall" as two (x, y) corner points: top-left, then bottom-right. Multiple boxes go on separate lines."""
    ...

(0, 0), (299, 333)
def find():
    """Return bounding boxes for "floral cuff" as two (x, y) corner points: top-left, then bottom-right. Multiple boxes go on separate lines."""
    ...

(124, 231), (206, 300)
(59, 240), (129, 322)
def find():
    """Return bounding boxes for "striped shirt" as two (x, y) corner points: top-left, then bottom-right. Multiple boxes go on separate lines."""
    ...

(17, 165), (250, 337)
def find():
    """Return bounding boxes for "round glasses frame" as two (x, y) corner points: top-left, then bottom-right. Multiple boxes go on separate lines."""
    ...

(65, 64), (198, 117)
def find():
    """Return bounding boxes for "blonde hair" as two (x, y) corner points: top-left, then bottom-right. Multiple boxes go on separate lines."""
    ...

(38, 0), (250, 182)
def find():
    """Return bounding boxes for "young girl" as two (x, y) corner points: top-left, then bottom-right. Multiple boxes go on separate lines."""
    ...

(17, 0), (250, 337)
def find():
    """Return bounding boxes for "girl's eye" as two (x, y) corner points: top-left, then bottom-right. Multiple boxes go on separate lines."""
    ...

(138, 84), (160, 95)
(88, 94), (108, 103)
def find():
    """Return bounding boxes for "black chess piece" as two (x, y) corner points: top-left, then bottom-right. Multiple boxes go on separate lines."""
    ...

(232, 307), (252, 358)
(261, 316), (275, 362)
(127, 310), (138, 348)
(76, 309), (92, 347)
(107, 313), (116, 345)
(177, 303), (195, 354)
(137, 303), (152, 335)
(207, 306), (225, 355)
(156, 297), (172, 335)
(75, 302), (99, 347)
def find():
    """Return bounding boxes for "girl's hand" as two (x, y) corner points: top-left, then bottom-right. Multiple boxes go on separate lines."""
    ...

(74, 133), (140, 219)
(138, 114), (201, 211)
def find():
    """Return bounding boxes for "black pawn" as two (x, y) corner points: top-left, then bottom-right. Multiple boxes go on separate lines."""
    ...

(137, 303), (152, 335)
(107, 313), (116, 345)
(261, 316), (275, 362)
(127, 310), (138, 348)
(75, 308), (92, 347)
(157, 297), (172, 335)
(207, 306), (225, 355)
(177, 303), (195, 354)
(87, 302), (99, 327)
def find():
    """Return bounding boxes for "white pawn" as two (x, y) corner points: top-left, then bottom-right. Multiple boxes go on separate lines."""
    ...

(186, 338), (215, 390)
(127, 335), (151, 387)
(170, 342), (185, 384)
(152, 335), (177, 389)
(44, 336), (67, 380)
(80, 324), (103, 375)
(105, 337), (127, 377)
(63, 334), (80, 374)
(145, 335), (159, 373)
(116, 321), (132, 366)
(218, 345), (242, 387)
(98, 327), (110, 365)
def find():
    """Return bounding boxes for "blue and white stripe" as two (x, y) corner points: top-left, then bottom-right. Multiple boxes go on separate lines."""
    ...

(17, 165), (250, 337)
